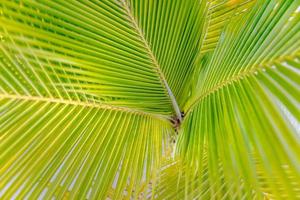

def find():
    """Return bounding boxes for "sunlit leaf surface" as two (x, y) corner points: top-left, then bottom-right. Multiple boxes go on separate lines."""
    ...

(0, 0), (299, 199)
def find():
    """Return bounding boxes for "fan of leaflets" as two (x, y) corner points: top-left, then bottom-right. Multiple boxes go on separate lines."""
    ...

(0, 0), (299, 199)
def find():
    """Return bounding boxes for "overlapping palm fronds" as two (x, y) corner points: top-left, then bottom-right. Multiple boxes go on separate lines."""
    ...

(0, 0), (299, 199)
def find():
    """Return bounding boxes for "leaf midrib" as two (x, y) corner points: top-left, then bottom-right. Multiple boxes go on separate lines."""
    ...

(0, 93), (167, 121)
(120, 0), (182, 122)
(185, 53), (298, 114)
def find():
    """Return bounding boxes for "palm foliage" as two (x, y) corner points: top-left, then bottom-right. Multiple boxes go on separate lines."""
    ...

(0, 0), (299, 199)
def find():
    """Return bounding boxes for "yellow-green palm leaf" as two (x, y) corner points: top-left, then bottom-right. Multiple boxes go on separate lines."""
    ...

(0, 0), (299, 199)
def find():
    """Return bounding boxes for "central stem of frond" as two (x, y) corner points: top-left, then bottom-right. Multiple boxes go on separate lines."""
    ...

(170, 111), (185, 133)
(120, 0), (182, 122)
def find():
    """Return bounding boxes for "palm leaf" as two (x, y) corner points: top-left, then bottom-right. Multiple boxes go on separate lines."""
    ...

(177, 0), (300, 199)
(151, 155), (300, 199)
(0, 0), (178, 198)
(200, 0), (256, 55)
(1, 0), (300, 199)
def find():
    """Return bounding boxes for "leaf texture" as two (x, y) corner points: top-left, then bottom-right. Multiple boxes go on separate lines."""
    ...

(0, 0), (300, 199)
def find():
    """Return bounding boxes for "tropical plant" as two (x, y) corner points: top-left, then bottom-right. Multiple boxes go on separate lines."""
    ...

(0, 0), (299, 199)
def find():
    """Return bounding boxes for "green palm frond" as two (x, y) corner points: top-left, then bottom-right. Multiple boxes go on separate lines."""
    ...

(1, 0), (300, 199)
(177, 0), (300, 199)
(152, 155), (300, 199)
(126, 0), (208, 110)
(152, 158), (261, 199)
(0, 99), (170, 199)
(0, 0), (172, 114)
(200, 0), (256, 55)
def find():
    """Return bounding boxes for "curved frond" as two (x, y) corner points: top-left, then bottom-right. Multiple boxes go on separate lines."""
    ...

(151, 156), (300, 199)
(177, 1), (300, 199)
(186, 0), (300, 110)
(0, 0), (178, 114)
(126, 0), (209, 107)
(1, 0), (299, 199)
(0, 0), (176, 198)
(0, 97), (171, 199)
(200, 0), (256, 55)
